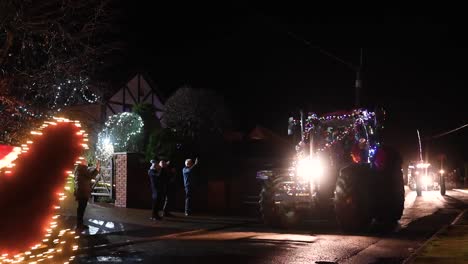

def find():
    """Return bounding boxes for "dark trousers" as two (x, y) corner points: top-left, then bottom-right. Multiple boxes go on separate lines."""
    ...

(163, 182), (175, 213)
(151, 186), (165, 218)
(77, 198), (88, 226)
(151, 197), (160, 218)
(185, 186), (192, 214)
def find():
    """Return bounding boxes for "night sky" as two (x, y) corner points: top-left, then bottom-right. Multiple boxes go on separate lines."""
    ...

(121, 3), (468, 167)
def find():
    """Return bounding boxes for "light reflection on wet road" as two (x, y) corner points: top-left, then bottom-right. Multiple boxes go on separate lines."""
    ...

(73, 190), (468, 264)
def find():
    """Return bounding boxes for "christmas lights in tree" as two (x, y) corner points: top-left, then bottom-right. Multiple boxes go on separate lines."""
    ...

(96, 112), (144, 160)
(0, 95), (43, 145)
(95, 135), (114, 161)
(1, 0), (122, 112)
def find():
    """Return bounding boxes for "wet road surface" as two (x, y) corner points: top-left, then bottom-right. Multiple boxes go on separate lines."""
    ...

(71, 190), (468, 264)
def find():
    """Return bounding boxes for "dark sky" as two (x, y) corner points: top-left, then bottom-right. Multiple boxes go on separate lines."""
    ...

(122, 3), (468, 166)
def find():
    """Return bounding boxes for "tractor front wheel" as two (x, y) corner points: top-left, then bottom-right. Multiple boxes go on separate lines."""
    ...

(259, 180), (302, 228)
(259, 183), (282, 227)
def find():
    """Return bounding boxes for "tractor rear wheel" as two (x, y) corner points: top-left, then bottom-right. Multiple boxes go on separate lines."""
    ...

(373, 146), (405, 223)
(440, 175), (446, 196)
(416, 175), (422, 196)
(334, 164), (372, 232)
(374, 168), (405, 223)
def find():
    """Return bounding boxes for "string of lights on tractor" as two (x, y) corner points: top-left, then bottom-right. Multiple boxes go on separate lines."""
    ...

(0, 117), (89, 264)
(291, 108), (379, 155)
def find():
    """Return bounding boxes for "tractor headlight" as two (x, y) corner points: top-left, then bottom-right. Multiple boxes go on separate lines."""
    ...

(296, 157), (324, 182)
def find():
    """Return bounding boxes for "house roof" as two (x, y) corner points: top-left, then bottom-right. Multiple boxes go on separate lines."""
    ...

(248, 125), (290, 146)
(105, 70), (166, 104)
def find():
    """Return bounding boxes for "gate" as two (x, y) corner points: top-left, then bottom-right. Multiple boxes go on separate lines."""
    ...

(91, 158), (113, 200)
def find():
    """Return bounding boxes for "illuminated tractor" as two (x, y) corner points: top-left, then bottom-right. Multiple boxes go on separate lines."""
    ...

(407, 162), (444, 196)
(257, 108), (405, 231)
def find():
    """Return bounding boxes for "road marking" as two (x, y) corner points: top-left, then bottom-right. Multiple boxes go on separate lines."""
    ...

(451, 208), (467, 225)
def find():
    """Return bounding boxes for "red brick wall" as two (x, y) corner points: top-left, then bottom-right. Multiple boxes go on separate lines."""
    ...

(114, 153), (127, 207)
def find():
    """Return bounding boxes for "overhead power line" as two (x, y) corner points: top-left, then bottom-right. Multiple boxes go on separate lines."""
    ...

(248, 9), (358, 71)
(425, 123), (468, 140)
(283, 30), (358, 71)
(249, 10), (363, 106)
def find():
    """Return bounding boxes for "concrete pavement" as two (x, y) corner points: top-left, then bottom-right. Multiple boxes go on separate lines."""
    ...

(405, 189), (468, 264)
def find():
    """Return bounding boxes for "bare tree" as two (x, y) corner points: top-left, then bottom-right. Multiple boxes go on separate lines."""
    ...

(163, 86), (230, 140)
(0, 95), (40, 144)
(0, 0), (125, 111)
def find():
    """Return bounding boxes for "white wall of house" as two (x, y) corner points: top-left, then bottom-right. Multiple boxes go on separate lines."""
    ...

(105, 73), (165, 126)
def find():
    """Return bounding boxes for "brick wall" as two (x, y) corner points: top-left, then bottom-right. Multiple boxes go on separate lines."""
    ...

(114, 153), (127, 207)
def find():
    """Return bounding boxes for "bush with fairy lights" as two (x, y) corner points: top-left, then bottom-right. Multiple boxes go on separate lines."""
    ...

(96, 112), (144, 161)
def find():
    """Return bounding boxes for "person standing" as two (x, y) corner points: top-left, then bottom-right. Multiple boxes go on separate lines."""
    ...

(148, 160), (164, 220)
(148, 159), (173, 220)
(148, 160), (160, 220)
(74, 162), (99, 231)
(162, 160), (177, 217)
(183, 158), (198, 216)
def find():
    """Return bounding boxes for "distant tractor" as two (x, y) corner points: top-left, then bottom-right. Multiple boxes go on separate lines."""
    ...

(407, 161), (446, 196)
(257, 108), (405, 231)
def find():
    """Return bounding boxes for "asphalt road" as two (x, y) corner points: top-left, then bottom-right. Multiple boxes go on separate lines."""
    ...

(73, 190), (468, 264)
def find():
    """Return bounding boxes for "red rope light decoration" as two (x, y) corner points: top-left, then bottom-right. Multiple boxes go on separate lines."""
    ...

(0, 117), (88, 263)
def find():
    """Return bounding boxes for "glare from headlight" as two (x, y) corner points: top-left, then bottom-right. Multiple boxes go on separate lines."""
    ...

(421, 175), (432, 186)
(296, 157), (324, 181)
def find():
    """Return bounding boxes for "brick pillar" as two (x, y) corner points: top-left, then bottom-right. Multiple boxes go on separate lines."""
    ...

(114, 153), (128, 207)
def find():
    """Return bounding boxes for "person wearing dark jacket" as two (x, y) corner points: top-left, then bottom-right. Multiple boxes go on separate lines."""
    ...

(148, 160), (171, 220)
(74, 163), (99, 231)
(182, 158), (198, 216)
(162, 161), (177, 217)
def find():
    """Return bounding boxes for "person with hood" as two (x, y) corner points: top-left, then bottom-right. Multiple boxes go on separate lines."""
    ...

(74, 162), (99, 231)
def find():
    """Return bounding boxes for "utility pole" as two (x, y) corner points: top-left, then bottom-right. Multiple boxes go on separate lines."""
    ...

(417, 129), (423, 162)
(252, 13), (365, 107)
(355, 48), (363, 107)
(297, 46), (364, 108)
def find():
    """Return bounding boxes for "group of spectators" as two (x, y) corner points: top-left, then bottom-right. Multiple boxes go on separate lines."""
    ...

(147, 157), (198, 220)
(72, 157), (199, 231)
